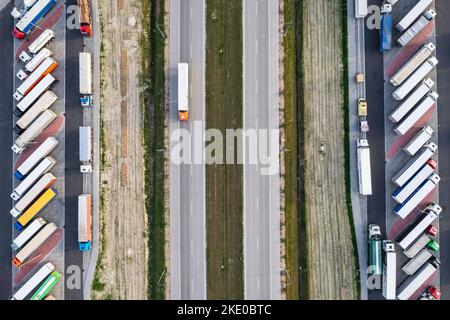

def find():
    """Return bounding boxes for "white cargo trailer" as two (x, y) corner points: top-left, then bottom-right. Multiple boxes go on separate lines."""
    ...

(392, 159), (436, 204)
(355, 0), (368, 18)
(16, 91), (57, 131)
(357, 139), (372, 195)
(178, 63), (189, 121)
(28, 29), (55, 55)
(396, 0), (433, 32)
(390, 43), (435, 86)
(394, 91), (438, 135)
(12, 109), (57, 154)
(79, 52), (92, 95)
(392, 57), (438, 101)
(402, 249), (433, 275)
(404, 126), (433, 156)
(10, 173), (56, 217)
(11, 218), (47, 250)
(79, 126), (92, 173)
(16, 73), (56, 115)
(398, 9), (436, 47)
(404, 234), (432, 259)
(11, 156), (56, 200)
(389, 78), (434, 123)
(396, 203), (441, 250)
(15, 137), (59, 180)
(25, 48), (53, 73)
(397, 261), (438, 300)
(382, 241), (396, 300)
(10, 262), (55, 300)
(392, 142), (437, 187)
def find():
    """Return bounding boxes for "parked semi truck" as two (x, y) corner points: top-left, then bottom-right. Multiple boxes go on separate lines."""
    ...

(12, 0), (57, 39)
(12, 222), (57, 267)
(396, 0), (433, 32)
(396, 203), (442, 249)
(402, 249), (434, 275)
(15, 137), (59, 180)
(30, 271), (61, 300)
(392, 57), (438, 101)
(404, 233), (435, 259)
(10, 0), (38, 20)
(16, 188), (56, 231)
(397, 260), (438, 300)
(78, 194), (92, 250)
(77, 0), (92, 36)
(390, 43), (435, 86)
(11, 217), (46, 250)
(12, 109), (57, 154)
(357, 139), (372, 195)
(79, 126), (93, 172)
(10, 173), (56, 217)
(355, 0), (368, 18)
(79, 52), (93, 106)
(398, 9), (436, 47)
(389, 78), (434, 123)
(419, 286), (441, 300)
(404, 127), (433, 156)
(392, 142), (437, 187)
(24, 48), (53, 73)
(16, 91), (57, 132)
(19, 29), (55, 63)
(16, 73), (56, 116)
(382, 240), (396, 300)
(392, 159), (436, 204)
(14, 57), (58, 101)
(11, 156), (56, 200)
(10, 262), (55, 300)
(380, 4), (393, 52)
(394, 91), (439, 135)
(368, 224), (382, 275)
(394, 173), (440, 219)
(178, 63), (189, 121)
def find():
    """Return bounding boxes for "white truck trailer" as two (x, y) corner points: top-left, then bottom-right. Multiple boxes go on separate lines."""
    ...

(11, 218), (47, 250)
(357, 139), (372, 195)
(355, 0), (368, 18)
(404, 234), (432, 258)
(10, 173), (56, 217)
(398, 9), (436, 47)
(25, 48), (53, 73)
(390, 42), (435, 86)
(404, 127), (433, 156)
(382, 240), (396, 300)
(394, 91), (439, 135)
(19, 29), (55, 63)
(79, 126), (92, 173)
(79, 52), (93, 106)
(178, 63), (189, 121)
(397, 260), (438, 300)
(16, 91), (57, 132)
(389, 78), (434, 123)
(392, 142), (437, 187)
(396, 0), (433, 32)
(392, 57), (438, 101)
(10, 262), (55, 300)
(396, 203), (442, 250)
(78, 194), (92, 251)
(402, 249), (433, 275)
(11, 156), (56, 200)
(15, 137), (59, 180)
(392, 159), (436, 204)
(16, 73), (56, 116)
(394, 173), (440, 219)
(12, 109), (57, 154)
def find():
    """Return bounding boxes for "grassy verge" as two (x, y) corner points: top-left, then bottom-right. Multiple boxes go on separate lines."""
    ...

(141, 0), (166, 300)
(340, 0), (360, 299)
(283, 0), (300, 300)
(205, 0), (244, 299)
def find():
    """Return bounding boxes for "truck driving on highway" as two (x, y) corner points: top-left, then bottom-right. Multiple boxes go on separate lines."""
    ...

(397, 260), (439, 300)
(368, 224), (382, 275)
(78, 194), (92, 251)
(178, 63), (189, 121)
(79, 126), (93, 172)
(357, 139), (372, 195)
(16, 188), (56, 231)
(396, 203), (442, 250)
(392, 57), (438, 101)
(11, 262), (55, 300)
(382, 240), (396, 300)
(392, 142), (437, 187)
(79, 52), (93, 106)
(398, 9), (436, 47)
(16, 73), (57, 116)
(380, 4), (392, 52)
(404, 127), (433, 156)
(394, 173), (440, 219)
(389, 78), (434, 123)
(390, 42), (435, 87)
(12, 0), (57, 39)
(11, 217), (46, 251)
(77, 0), (92, 36)
(396, 0), (433, 32)
(19, 29), (56, 63)
(16, 91), (57, 132)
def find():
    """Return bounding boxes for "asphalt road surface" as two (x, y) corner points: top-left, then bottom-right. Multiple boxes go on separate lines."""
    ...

(169, 0), (207, 299)
(0, 0), (14, 300)
(64, 0), (84, 300)
(243, 0), (281, 299)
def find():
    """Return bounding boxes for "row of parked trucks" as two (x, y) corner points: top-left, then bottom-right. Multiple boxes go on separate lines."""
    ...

(9, 0), (94, 300)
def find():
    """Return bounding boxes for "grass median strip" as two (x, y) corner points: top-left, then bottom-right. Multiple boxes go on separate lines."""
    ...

(205, 0), (244, 299)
